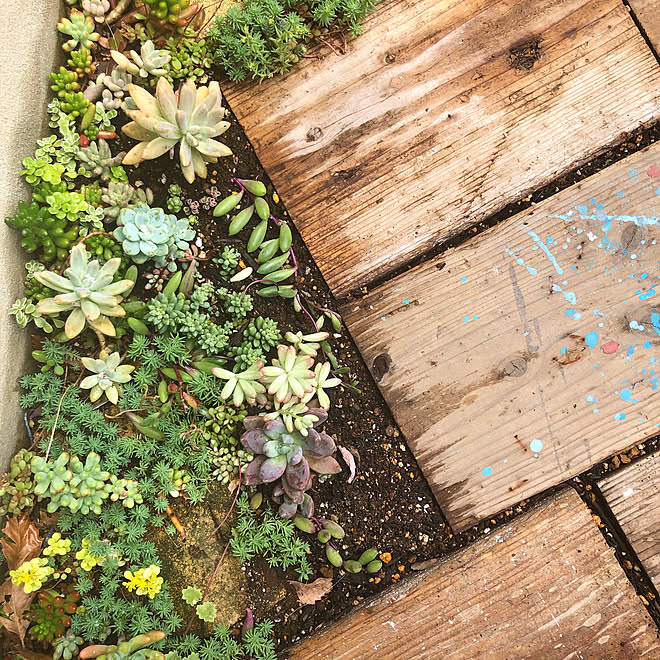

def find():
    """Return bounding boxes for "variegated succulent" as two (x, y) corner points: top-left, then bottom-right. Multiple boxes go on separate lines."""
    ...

(122, 77), (232, 183)
(34, 244), (134, 339)
(260, 345), (315, 404)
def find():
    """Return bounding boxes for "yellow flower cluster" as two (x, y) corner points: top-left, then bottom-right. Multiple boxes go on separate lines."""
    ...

(122, 564), (163, 599)
(75, 538), (106, 571)
(43, 532), (72, 557)
(10, 557), (54, 593)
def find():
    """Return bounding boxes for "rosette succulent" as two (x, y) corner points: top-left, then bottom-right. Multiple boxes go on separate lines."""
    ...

(95, 68), (133, 110)
(114, 204), (195, 269)
(122, 77), (232, 183)
(111, 40), (171, 79)
(77, 139), (126, 181)
(34, 243), (134, 338)
(57, 10), (99, 52)
(81, 350), (135, 403)
(82, 0), (110, 22)
(260, 345), (316, 404)
(241, 414), (341, 516)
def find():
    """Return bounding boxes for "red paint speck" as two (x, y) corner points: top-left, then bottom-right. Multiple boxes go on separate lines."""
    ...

(601, 341), (619, 354)
(648, 165), (660, 178)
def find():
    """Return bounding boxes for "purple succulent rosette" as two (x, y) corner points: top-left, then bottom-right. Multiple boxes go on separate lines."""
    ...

(240, 411), (342, 518)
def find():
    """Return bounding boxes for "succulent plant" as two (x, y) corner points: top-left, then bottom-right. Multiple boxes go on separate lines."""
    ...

(122, 77), (232, 183)
(0, 448), (36, 516)
(9, 297), (61, 333)
(95, 68), (133, 110)
(5, 200), (79, 262)
(31, 452), (140, 515)
(241, 415), (341, 516)
(68, 47), (95, 76)
(82, 0), (110, 22)
(111, 40), (171, 78)
(212, 361), (266, 407)
(50, 66), (80, 97)
(30, 587), (80, 642)
(46, 191), (89, 222)
(20, 156), (66, 186)
(101, 180), (153, 219)
(114, 204), (195, 269)
(79, 630), (166, 659)
(77, 139), (126, 181)
(34, 243), (134, 339)
(260, 345), (316, 404)
(61, 91), (90, 119)
(81, 350), (135, 404)
(301, 361), (342, 410)
(58, 9), (100, 52)
(54, 630), (85, 660)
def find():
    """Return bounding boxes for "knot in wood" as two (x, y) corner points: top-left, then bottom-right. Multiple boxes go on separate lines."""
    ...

(372, 353), (391, 382)
(306, 127), (323, 142)
(500, 356), (528, 378)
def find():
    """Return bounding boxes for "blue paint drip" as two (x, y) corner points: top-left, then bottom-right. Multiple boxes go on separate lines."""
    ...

(620, 389), (638, 404)
(526, 228), (563, 274)
(530, 439), (543, 453)
(481, 467), (493, 477)
(615, 413), (627, 421)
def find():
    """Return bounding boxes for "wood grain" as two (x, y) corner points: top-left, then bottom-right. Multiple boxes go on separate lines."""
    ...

(222, 0), (660, 296)
(342, 144), (660, 530)
(599, 452), (660, 588)
(629, 0), (660, 53)
(290, 489), (660, 659)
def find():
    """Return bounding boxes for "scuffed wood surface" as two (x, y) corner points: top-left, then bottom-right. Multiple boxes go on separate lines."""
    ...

(628, 0), (660, 53)
(290, 489), (660, 659)
(599, 452), (660, 588)
(342, 145), (660, 530)
(223, 0), (660, 296)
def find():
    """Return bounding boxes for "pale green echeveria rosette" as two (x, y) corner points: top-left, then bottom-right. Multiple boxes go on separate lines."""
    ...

(121, 77), (232, 184)
(34, 243), (134, 339)
(80, 350), (134, 404)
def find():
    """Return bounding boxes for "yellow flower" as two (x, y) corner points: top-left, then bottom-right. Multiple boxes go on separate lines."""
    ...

(75, 538), (106, 571)
(43, 532), (72, 557)
(10, 557), (54, 593)
(122, 564), (163, 599)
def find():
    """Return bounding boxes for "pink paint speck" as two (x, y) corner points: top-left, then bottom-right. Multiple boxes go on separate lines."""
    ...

(601, 341), (619, 354)
(647, 165), (660, 178)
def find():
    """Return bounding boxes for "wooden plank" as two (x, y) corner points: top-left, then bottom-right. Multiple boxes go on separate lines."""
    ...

(222, 0), (660, 296)
(629, 0), (660, 54)
(290, 489), (660, 659)
(341, 144), (660, 531)
(599, 452), (660, 588)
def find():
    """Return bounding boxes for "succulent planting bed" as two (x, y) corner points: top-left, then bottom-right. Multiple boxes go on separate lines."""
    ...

(0, 2), (451, 659)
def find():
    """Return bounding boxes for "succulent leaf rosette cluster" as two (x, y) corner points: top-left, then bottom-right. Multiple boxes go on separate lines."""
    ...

(241, 413), (341, 518)
(34, 243), (134, 339)
(114, 205), (195, 269)
(121, 78), (232, 183)
(81, 350), (134, 403)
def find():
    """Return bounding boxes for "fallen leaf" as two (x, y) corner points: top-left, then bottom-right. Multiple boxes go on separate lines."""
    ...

(1, 516), (42, 570)
(338, 446), (357, 484)
(0, 517), (43, 646)
(289, 577), (333, 605)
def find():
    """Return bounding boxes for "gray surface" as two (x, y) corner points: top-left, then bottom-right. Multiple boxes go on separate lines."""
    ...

(0, 2), (63, 468)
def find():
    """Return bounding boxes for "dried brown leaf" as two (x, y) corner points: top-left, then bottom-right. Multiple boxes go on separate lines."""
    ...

(289, 577), (333, 605)
(1, 516), (42, 570)
(338, 445), (357, 484)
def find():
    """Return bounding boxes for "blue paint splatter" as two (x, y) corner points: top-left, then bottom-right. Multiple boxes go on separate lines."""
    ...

(481, 467), (493, 477)
(526, 228), (563, 274)
(615, 413), (627, 421)
(560, 347), (567, 354)
(585, 331), (599, 348)
(459, 276), (468, 282)
(552, 283), (576, 305)
(620, 389), (638, 404)
(402, 300), (410, 305)
(586, 395), (598, 402)
(630, 320), (645, 331)
(644, 341), (652, 349)
(565, 309), (575, 317)
(463, 315), (470, 322)
(627, 345), (635, 356)
(530, 439), (543, 453)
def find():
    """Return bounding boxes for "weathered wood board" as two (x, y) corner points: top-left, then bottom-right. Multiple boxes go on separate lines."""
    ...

(629, 0), (660, 53)
(290, 489), (660, 659)
(599, 452), (660, 589)
(223, 0), (660, 296)
(342, 145), (660, 531)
